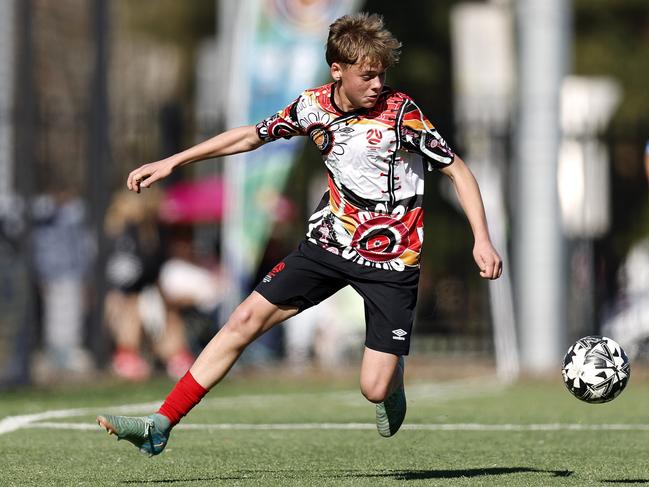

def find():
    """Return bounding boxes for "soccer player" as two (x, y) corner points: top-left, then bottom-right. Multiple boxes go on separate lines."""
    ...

(97, 12), (502, 455)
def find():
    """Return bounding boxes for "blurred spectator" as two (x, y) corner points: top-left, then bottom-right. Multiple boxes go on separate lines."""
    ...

(0, 196), (30, 387)
(158, 225), (227, 356)
(31, 192), (95, 381)
(283, 286), (365, 371)
(103, 189), (193, 381)
(603, 140), (649, 357)
(602, 237), (649, 357)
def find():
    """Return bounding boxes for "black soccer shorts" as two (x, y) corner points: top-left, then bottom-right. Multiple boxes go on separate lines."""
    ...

(254, 240), (420, 355)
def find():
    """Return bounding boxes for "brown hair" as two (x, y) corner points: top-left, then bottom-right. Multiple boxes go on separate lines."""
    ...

(325, 12), (401, 68)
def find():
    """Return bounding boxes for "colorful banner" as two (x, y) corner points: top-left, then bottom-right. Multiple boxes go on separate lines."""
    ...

(221, 0), (359, 306)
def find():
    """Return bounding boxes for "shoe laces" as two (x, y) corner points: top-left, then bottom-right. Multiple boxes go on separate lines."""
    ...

(144, 419), (156, 454)
(143, 417), (153, 438)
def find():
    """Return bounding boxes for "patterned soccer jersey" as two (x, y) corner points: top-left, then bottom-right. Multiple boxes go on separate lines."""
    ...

(256, 83), (455, 272)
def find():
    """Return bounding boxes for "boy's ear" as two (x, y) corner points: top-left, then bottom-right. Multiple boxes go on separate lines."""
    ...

(330, 63), (343, 82)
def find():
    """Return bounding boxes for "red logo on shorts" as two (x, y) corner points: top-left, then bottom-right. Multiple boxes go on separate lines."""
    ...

(263, 262), (285, 283)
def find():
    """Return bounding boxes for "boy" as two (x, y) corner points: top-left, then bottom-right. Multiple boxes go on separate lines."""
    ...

(97, 12), (502, 455)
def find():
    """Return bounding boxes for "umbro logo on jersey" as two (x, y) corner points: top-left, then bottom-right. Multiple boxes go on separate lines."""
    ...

(392, 329), (408, 341)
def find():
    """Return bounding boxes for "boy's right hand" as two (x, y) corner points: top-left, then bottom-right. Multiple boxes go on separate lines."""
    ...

(127, 159), (174, 193)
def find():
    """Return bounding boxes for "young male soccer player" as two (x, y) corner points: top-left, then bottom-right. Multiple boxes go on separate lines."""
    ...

(97, 12), (502, 455)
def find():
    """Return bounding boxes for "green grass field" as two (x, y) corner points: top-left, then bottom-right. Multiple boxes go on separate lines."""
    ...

(1, 361), (647, 486)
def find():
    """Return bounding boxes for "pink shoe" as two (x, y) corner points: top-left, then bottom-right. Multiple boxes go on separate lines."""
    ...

(166, 350), (194, 379)
(112, 349), (151, 382)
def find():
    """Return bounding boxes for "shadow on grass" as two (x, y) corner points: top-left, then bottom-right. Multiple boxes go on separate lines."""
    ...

(601, 481), (649, 484)
(122, 480), (235, 484)
(341, 467), (573, 481)
(121, 466), (573, 483)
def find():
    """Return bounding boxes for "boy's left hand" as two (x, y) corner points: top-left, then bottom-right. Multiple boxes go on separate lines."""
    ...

(473, 240), (503, 280)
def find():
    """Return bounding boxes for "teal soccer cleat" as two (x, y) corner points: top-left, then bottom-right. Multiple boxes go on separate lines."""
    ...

(375, 356), (407, 437)
(375, 386), (407, 437)
(97, 413), (171, 456)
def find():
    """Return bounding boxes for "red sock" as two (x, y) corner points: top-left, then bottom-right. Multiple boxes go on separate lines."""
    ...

(157, 371), (208, 426)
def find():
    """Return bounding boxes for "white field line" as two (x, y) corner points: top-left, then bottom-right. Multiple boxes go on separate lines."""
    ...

(197, 377), (508, 408)
(0, 377), (505, 436)
(23, 422), (649, 432)
(0, 401), (162, 436)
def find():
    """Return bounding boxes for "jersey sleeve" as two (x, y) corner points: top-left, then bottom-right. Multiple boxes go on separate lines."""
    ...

(399, 99), (455, 170)
(255, 95), (304, 142)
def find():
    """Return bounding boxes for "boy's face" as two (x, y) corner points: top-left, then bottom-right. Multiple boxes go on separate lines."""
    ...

(331, 60), (386, 111)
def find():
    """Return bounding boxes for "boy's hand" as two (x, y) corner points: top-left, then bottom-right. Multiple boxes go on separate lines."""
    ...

(127, 159), (174, 193)
(473, 240), (503, 280)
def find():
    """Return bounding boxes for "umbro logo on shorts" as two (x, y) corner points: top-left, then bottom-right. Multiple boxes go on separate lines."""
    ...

(392, 329), (408, 341)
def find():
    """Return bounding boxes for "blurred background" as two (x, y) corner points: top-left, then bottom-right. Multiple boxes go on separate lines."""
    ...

(1, 0), (648, 388)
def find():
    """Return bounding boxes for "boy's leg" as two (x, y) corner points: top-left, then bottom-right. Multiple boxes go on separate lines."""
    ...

(347, 267), (418, 438)
(97, 291), (298, 455)
(360, 347), (406, 438)
(189, 291), (297, 389)
(359, 347), (401, 403)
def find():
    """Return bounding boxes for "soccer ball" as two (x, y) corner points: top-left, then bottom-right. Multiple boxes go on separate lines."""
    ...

(561, 335), (631, 404)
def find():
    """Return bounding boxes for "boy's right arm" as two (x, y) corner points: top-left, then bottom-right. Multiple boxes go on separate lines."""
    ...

(127, 125), (264, 193)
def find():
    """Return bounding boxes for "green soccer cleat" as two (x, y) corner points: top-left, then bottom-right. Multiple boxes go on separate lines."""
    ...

(375, 356), (407, 438)
(97, 413), (171, 456)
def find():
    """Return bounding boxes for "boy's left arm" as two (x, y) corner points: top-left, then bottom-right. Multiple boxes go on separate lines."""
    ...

(439, 155), (503, 280)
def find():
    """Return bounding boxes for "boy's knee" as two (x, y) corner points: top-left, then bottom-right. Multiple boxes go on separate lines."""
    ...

(360, 382), (390, 404)
(231, 306), (253, 325)
(222, 306), (261, 343)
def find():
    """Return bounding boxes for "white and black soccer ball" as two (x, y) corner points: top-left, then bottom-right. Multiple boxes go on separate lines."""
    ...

(562, 335), (631, 404)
